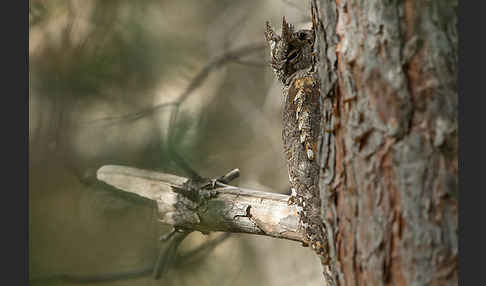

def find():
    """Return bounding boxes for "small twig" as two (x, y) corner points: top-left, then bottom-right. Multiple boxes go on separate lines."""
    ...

(169, 144), (203, 181)
(217, 168), (241, 184)
(77, 102), (177, 127)
(175, 233), (231, 265)
(153, 229), (191, 279)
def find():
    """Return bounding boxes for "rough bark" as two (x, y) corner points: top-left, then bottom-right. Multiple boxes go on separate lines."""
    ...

(313, 0), (458, 285)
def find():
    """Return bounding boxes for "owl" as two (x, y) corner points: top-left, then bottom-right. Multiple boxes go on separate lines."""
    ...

(265, 17), (314, 85)
(265, 18), (329, 262)
(265, 18), (317, 162)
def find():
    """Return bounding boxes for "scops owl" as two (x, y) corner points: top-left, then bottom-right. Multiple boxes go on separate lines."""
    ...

(265, 17), (328, 262)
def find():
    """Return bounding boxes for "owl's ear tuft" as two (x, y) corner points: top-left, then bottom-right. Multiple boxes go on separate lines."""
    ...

(281, 16), (294, 42)
(265, 21), (279, 42)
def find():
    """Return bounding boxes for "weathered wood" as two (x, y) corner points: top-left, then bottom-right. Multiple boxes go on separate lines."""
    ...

(97, 165), (304, 242)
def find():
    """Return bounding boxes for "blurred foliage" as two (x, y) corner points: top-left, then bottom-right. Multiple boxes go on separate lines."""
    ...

(30, 1), (202, 100)
(29, 0), (325, 285)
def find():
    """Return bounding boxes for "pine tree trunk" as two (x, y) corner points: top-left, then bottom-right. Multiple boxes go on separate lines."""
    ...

(313, 0), (458, 285)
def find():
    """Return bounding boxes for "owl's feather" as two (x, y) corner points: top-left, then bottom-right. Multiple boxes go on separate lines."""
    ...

(265, 18), (329, 263)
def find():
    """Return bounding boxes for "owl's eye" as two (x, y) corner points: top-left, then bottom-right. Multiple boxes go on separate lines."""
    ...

(298, 32), (306, 40)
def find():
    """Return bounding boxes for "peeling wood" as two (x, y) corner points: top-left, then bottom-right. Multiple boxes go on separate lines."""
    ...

(97, 165), (304, 243)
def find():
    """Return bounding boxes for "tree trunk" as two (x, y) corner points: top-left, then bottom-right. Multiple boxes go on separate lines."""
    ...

(313, 0), (458, 285)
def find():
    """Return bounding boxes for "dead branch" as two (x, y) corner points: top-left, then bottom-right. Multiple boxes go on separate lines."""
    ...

(96, 165), (304, 243)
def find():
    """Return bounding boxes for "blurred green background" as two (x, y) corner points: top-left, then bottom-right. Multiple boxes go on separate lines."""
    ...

(29, 0), (325, 285)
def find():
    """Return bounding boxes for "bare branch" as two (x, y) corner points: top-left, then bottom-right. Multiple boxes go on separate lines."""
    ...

(96, 165), (304, 243)
(77, 102), (177, 127)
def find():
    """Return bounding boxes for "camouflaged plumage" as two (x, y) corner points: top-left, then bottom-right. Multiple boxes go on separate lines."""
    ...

(265, 18), (329, 263)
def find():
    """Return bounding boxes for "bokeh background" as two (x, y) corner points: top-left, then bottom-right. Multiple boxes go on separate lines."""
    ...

(29, 0), (325, 285)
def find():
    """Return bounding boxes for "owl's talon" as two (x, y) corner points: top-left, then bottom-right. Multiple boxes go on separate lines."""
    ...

(288, 196), (297, 206)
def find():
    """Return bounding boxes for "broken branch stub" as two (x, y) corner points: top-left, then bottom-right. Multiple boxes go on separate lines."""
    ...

(96, 165), (304, 242)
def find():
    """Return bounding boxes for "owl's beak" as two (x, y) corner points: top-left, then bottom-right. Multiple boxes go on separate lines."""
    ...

(287, 48), (299, 62)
